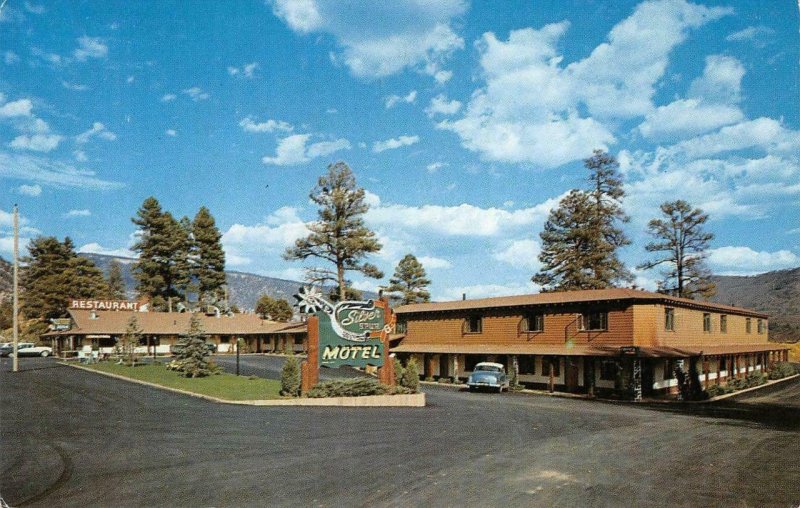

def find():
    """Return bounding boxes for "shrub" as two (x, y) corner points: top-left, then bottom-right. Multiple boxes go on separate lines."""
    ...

(745, 371), (767, 388)
(401, 358), (420, 393)
(767, 362), (796, 380)
(727, 376), (746, 390)
(393, 357), (404, 386)
(280, 355), (301, 397)
(306, 378), (389, 398)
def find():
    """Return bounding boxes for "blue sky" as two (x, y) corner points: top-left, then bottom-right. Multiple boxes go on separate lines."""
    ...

(1, 0), (799, 301)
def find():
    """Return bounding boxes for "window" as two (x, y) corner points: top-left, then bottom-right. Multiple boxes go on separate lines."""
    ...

(600, 360), (618, 381)
(541, 356), (560, 377)
(664, 308), (675, 331)
(518, 355), (535, 375)
(720, 315), (727, 333)
(664, 359), (674, 380)
(525, 313), (544, 332)
(395, 320), (407, 334)
(581, 311), (608, 331)
(703, 313), (711, 332)
(757, 319), (765, 334)
(719, 357), (726, 371)
(220, 337), (230, 344)
(746, 318), (752, 334)
(466, 316), (482, 333)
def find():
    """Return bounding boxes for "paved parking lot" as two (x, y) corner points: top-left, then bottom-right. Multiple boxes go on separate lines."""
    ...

(2, 356), (798, 507)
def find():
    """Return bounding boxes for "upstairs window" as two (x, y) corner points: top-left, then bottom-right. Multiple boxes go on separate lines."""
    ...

(757, 319), (765, 334)
(581, 311), (608, 331)
(720, 315), (727, 333)
(525, 313), (544, 332)
(703, 313), (712, 332)
(664, 308), (675, 331)
(466, 315), (482, 334)
(395, 320), (407, 334)
(746, 318), (752, 334)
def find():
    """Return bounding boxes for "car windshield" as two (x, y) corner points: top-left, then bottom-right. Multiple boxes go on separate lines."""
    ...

(476, 365), (502, 373)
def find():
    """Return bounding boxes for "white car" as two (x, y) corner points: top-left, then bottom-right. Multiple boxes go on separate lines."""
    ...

(5, 342), (53, 357)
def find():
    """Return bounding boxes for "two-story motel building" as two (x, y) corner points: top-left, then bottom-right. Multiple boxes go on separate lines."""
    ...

(392, 288), (789, 398)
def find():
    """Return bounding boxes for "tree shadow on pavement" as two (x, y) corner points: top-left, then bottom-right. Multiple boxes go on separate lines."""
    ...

(636, 399), (800, 432)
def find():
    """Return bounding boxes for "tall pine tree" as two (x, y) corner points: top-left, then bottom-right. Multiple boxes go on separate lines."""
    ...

(22, 237), (108, 319)
(387, 254), (431, 304)
(192, 206), (226, 304)
(105, 259), (127, 300)
(638, 200), (716, 299)
(284, 162), (383, 301)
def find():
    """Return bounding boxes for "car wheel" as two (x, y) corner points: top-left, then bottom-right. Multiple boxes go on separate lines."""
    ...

(41, 350), (50, 357)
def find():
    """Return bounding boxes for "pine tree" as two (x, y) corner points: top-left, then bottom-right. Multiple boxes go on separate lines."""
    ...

(280, 355), (301, 397)
(22, 237), (108, 319)
(387, 254), (431, 304)
(167, 314), (218, 377)
(533, 150), (631, 291)
(131, 197), (188, 311)
(284, 162), (383, 301)
(192, 206), (226, 303)
(105, 260), (127, 300)
(638, 200), (716, 299)
(118, 315), (142, 365)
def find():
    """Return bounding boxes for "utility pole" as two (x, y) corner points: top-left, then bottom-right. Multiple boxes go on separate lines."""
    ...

(12, 204), (19, 373)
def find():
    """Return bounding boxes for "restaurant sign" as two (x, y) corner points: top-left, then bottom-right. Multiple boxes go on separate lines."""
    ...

(294, 286), (393, 369)
(69, 299), (139, 311)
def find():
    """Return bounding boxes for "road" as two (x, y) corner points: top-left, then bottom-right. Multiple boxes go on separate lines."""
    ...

(1, 356), (798, 507)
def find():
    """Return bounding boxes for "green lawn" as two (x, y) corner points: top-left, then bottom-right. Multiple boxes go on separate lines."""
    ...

(84, 362), (283, 400)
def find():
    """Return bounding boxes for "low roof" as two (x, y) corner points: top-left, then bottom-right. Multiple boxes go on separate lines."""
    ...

(395, 288), (769, 318)
(49, 310), (306, 337)
(390, 342), (787, 358)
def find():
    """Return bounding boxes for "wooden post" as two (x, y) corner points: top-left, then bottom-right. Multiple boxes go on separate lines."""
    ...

(548, 358), (555, 393)
(716, 356), (721, 386)
(703, 356), (709, 390)
(300, 315), (319, 394)
(587, 358), (595, 397)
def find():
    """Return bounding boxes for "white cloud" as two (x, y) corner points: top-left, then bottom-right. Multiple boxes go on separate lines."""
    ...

(77, 242), (136, 259)
(127, 75), (135, 84)
(637, 99), (744, 140)
(24, 2), (46, 14)
(669, 118), (800, 160)
(228, 62), (259, 78)
(165, 129), (177, 137)
(0, 98), (33, 118)
(425, 94), (461, 117)
(4, 51), (20, 64)
(271, 0), (467, 80)
(161, 93), (177, 102)
(372, 135), (419, 153)
(433, 70), (453, 83)
(18, 184), (42, 197)
(73, 36), (108, 61)
(182, 87), (210, 101)
(726, 25), (774, 45)
(426, 162), (446, 173)
(439, 0), (731, 168)
(262, 134), (351, 166)
(9, 134), (62, 152)
(222, 207), (310, 265)
(492, 239), (542, 271)
(73, 150), (88, 162)
(688, 55), (745, 104)
(75, 122), (117, 144)
(417, 256), (452, 270)
(63, 209), (91, 218)
(0, 151), (123, 190)
(384, 90), (417, 109)
(61, 80), (89, 91)
(438, 282), (539, 301)
(239, 116), (294, 133)
(707, 246), (800, 275)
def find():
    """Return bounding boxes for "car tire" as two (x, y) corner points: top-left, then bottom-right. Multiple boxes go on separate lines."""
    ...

(41, 350), (50, 357)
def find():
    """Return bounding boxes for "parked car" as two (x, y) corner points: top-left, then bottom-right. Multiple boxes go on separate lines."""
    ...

(467, 362), (509, 393)
(1, 342), (53, 357)
(170, 342), (217, 356)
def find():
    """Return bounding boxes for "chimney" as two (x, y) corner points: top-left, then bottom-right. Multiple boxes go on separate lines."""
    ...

(462, 293), (466, 301)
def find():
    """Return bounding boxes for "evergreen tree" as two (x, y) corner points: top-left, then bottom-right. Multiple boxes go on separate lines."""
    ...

(387, 254), (431, 304)
(174, 216), (194, 303)
(400, 358), (420, 393)
(284, 162), (383, 301)
(533, 150), (631, 291)
(22, 237), (108, 319)
(192, 207), (226, 303)
(131, 197), (187, 311)
(280, 355), (301, 397)
(117, 315), (142, 365)
(255, 295), (294, 322)
(105, 260), (127, 300)
(167, 314), (218, 377)
(638, 200), (716, 299)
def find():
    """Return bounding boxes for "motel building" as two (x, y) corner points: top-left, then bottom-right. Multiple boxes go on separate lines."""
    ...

(391, 288), (790, 399)
(44, 300), (307, 356)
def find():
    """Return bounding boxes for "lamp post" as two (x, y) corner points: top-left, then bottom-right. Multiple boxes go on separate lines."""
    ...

(12, 204), (19, 373)
(236, 338), (241, 376)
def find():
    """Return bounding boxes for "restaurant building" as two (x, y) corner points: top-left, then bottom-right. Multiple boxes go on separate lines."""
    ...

(392, 288), (789, 399)
(45, 308), (307, 355)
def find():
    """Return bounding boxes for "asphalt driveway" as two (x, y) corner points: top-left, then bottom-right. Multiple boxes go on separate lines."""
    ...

(2, 356), (798, 507)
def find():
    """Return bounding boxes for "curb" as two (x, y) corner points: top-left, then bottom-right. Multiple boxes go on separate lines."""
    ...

(704, 373), (799, 402)
(61, 362), (425, 407)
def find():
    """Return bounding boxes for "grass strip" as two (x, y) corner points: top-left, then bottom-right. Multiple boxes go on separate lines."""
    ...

(84, 362), (282, 400)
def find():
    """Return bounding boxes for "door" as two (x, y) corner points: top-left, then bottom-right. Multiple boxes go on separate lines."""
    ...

(566, 357), (580, 392)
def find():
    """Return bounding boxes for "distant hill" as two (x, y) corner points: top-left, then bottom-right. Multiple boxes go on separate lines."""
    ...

(711, 268), (800, 342)
(79, 253), (378, 310)
(0, 256), (11, 301)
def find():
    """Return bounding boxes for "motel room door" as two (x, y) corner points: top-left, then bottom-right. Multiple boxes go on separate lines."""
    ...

(565, 357), (580, 392)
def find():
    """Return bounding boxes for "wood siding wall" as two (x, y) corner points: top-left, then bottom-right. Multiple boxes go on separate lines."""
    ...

(402, 304), (635, 347)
